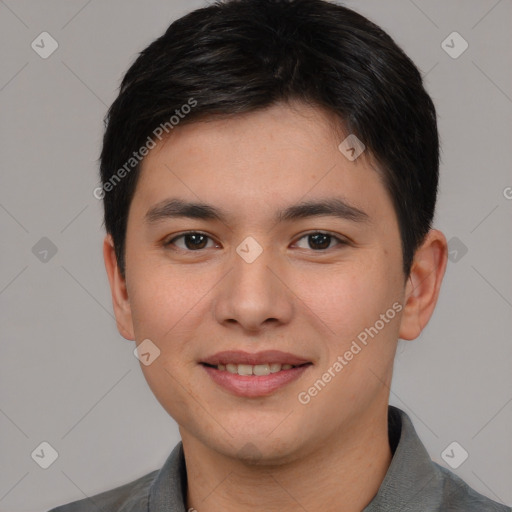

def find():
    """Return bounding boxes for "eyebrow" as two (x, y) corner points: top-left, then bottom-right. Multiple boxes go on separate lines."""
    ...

(144, 197), (370, 225)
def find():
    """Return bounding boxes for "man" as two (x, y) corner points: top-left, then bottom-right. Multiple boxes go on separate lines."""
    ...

(49, 0), (510, 510)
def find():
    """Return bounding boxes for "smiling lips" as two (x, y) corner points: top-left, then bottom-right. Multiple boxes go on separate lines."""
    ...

(201, 350), (312, 397)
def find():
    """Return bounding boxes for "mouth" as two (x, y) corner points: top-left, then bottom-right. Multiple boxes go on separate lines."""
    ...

(199, 351), (313, 397)
(200, 362), (311, 375)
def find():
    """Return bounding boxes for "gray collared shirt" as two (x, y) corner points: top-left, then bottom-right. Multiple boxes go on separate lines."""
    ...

(48, 406), (511, 511)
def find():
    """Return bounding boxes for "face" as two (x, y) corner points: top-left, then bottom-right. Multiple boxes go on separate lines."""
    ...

(106, 102), (420, 464)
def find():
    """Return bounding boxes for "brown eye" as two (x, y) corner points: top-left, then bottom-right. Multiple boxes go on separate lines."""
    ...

(166, 232), (217, 251)
(294, 232), (346, 251)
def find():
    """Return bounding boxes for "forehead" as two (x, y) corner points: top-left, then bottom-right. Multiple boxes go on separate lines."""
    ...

(131, 102), (390, 225)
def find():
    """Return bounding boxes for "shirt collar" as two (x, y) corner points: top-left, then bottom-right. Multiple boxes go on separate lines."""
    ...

(148, 441), (187, 512)
(147, 405), (440, 512)
(363, 405), (442, 511)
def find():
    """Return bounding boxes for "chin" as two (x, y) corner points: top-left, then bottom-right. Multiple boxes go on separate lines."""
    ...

(213, 430), (310, 467)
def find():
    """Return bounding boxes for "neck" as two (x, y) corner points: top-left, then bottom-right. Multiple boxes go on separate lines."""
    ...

(182, 402), (392, 512)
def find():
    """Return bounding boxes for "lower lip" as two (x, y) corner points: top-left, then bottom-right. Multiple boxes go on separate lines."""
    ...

(201, 364), (312, 398)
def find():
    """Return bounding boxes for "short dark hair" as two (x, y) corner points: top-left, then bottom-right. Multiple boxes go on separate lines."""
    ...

(99, 0), (439, 280)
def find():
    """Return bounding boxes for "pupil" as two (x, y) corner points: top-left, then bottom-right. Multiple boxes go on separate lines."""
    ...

(186, 234), (207, 250)
(310, 233), (330, 250)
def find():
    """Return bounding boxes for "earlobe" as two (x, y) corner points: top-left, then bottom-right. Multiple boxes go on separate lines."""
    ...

(102, 234), (135, 341)
(398, 229), (448, 341)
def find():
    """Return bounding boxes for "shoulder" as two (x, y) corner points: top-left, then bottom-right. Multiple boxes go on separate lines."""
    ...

(432, 461), (511, 512)
(379, 407), (511, 512)
(47, 469), (158, 512)
(47, 441), (186, 512)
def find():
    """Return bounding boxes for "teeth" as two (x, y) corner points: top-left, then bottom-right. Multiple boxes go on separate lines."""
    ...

(226, 363), (238, 374)
(216, 363), (298, 375)
(238, 364), (253, 376)
(253, 364), (270, 376)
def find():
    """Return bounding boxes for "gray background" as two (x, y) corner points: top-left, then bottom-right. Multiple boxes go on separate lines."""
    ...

(1, 0), (511, 510)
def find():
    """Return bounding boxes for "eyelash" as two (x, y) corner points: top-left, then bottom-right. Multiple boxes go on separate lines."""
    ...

(164, 231), (349, 252)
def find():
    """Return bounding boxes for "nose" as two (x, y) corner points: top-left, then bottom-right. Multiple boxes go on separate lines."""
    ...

(213, 243), (294, 334)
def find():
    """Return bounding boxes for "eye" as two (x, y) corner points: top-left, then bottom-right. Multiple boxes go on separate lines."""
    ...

(293, 231), (347, 251)
(164, 231), (348, 252)
(165, 231), (219, 251)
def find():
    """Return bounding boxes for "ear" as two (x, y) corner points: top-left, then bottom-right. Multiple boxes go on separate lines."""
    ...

(399, 229), (448, 341)
(103, 234), (135, 341)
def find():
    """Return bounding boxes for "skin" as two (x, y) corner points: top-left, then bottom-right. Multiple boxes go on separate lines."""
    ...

(103, 101), (447, 512)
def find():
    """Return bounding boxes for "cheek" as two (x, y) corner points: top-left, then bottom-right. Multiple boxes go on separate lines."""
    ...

(296, 259), (390, 331)
(128, 267), (205, 420)
(127, 261), (193, 342)
(127, 259), (223, 369)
